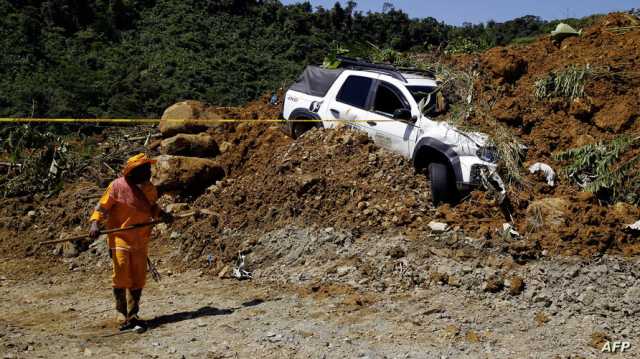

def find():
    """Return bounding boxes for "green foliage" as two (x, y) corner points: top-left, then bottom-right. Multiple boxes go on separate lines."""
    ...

(509, 36), (538, 45)
(445, 37), (489, 54)
(322, 43), (350, 69)
(0, 1), (605, 118)
(534, 64), (593, 100)
(553, 136), (640, 204)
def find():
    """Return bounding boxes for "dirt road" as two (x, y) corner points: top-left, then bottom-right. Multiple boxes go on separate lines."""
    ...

(2, 238), (638, 359)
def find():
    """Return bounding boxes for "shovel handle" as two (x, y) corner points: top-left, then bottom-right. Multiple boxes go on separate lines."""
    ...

(39, 220), (164, 246)
(37, 209), (202, 246)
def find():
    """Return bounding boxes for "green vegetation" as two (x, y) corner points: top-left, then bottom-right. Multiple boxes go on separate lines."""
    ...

(0, 1), (604, 118)
(553, 136), (640, 204)
(534, 64), (593, 100)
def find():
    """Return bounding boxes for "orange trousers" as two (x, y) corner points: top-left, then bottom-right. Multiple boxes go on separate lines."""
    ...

(112, 248), (147, 289)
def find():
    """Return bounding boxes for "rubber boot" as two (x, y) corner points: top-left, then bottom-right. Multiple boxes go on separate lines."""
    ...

(128, 289), (147, 332)
(128, 289), (142, 319)
(113, 288), (132, 331)
(113, 288), (127, 317)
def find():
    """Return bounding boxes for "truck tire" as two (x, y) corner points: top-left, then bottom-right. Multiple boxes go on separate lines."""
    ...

(290, 121), (311, 139)
(428, 162), (457, 206)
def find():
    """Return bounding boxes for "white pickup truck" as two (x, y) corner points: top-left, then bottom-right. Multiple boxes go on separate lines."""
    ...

(282, 57), (503, 205)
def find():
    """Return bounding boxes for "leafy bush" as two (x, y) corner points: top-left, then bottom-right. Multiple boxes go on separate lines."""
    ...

(553, 136), (640, 204)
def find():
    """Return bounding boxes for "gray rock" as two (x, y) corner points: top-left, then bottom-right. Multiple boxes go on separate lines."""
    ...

(428, 221), (449, 233)
(534, 290), (552, 307)
(578, 287), (596, 306)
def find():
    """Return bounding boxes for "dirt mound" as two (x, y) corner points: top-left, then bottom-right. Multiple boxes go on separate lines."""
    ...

(457, 13), (640, 161)
(428, 13), (640, 255)
(174, 126), (434, 264)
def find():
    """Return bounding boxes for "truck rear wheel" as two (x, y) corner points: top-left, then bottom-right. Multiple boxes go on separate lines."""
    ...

(290, 120), (312, 139)
(428, 162), (458, 206)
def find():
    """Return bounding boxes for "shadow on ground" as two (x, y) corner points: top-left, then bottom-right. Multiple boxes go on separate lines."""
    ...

(146, 298), (266, 329)
(146, 306), (234, 329)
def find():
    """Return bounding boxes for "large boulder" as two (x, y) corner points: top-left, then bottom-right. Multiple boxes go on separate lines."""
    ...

(526, 197), (571, 231)
(152, 155), (225, 194)
(159, 101), (223, 137)
(160, 133), (220, 157)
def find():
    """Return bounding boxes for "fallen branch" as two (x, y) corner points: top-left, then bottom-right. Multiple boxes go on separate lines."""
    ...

(126, 133), (162, 141)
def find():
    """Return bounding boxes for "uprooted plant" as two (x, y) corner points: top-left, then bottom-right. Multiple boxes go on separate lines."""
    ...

(0, 125), (149, 197)
(553, 136), (640, 204)
(534, 64), (593, 101)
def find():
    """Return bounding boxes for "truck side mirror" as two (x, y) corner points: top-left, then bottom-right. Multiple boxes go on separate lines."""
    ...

(393, 108), (412, 121)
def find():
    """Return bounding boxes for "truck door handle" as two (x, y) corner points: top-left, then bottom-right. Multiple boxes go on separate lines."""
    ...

(330, 109), (340, 118)
(367, 121), (377, 126)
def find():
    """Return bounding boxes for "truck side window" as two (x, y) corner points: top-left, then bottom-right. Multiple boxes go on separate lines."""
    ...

(336, 76), (373, 108)
(373, 83), (408, 117)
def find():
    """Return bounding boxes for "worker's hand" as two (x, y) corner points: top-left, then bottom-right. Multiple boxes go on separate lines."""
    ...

(89, 221), (100, 239)
(160, 211), (174, 224)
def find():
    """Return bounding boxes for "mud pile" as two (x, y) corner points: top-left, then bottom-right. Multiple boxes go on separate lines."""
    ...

(174, 125), (436, 267)
(433, 13), (640, 255)
(455, 13), (640, 160)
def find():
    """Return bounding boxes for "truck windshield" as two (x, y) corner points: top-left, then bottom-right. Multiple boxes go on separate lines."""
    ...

(407, 86), (438, 115)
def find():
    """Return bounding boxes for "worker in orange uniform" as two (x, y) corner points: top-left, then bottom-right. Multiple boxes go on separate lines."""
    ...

(89, 153), (172, 332)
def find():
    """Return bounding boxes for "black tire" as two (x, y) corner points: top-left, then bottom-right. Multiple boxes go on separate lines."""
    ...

(428, 162), (457, 206)
(290, 121), (310, 139)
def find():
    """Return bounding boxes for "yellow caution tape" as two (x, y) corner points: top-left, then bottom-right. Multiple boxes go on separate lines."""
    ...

(0, 118), (394, 124)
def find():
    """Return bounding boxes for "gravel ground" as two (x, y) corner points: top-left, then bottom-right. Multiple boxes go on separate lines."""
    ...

(2, 226), (639, 358)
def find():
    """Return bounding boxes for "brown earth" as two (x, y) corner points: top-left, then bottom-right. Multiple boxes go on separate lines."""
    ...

(2, 13), (640, 358)
(2, 13), (640, 272)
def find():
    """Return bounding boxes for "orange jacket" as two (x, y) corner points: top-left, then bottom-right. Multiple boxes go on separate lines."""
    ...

(90, 177), (160, 251)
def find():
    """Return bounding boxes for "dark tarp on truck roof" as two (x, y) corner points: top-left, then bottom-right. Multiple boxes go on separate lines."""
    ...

(289, 66), (344, 97)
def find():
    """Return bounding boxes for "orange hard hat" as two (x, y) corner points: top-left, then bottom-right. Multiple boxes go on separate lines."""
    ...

(122, 153), (157, 177)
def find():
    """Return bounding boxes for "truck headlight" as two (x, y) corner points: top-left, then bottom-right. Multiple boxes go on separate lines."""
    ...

(476, 147), (499, 163)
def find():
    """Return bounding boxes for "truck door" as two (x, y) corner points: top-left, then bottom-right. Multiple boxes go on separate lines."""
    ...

(324, 75), (375, 133)
(362, 80), (420, 158)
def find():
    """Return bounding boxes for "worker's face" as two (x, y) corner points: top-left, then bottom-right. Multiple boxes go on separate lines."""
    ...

(126, 163), (152, 184)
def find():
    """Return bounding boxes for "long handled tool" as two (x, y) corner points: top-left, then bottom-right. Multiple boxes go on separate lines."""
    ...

(30, 210), (206, 254)
(38, 220), (164, 246)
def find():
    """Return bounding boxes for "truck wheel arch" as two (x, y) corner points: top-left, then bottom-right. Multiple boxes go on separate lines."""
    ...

(412, 138), (463, 185)
(288, 108), (323, 139)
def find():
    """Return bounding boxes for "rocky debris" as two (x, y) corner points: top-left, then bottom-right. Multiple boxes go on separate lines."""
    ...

(159, 100), (222, 137)
(428, 221), (448, 233)
(507, 275), (525, 295)
(160, 133), (220, 157)
(218, 141), (232, 154)
(526, 197), (570, 229)
(482, 274), (504, 293)
(182, 126), (432, 242)
(590, 331), (610, 349)
(165, 203), (190, 213)
(152, 155), (225, 194)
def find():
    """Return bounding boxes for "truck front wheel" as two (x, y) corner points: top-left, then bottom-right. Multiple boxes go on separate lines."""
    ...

(428, 162), (458, 206)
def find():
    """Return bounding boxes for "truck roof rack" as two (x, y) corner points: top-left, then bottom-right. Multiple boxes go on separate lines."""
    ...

(336, 56), (436, 82)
